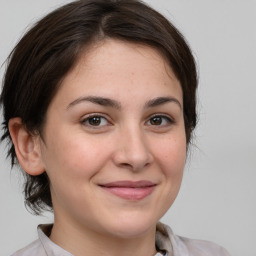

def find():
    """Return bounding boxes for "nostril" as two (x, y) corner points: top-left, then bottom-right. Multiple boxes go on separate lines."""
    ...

(112, 135), (154, 171)
(117, 159), (152, 172)
(120, 162), (133, 168)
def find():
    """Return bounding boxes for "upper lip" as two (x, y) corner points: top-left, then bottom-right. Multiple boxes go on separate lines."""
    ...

(100, 180), (156, 188)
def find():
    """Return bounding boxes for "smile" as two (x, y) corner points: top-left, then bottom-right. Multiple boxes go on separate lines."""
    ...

(99, 180), (157, 200)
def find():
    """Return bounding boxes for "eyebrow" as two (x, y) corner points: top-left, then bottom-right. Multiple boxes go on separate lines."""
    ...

(145, 96), (182, 109)
(67, 95), (181, 110)
(67, 96), (121, 110)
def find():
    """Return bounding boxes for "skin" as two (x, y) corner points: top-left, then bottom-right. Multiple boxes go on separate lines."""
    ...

(9, 39), (186, 256)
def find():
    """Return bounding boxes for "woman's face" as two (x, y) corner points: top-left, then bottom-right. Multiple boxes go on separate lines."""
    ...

(38, 39), (186, 238)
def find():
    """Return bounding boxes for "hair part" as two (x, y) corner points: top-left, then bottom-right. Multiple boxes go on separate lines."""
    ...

(0, 0), (198, 214)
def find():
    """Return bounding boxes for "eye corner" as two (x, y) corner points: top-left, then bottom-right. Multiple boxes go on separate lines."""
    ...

(146, 114), (175, 128)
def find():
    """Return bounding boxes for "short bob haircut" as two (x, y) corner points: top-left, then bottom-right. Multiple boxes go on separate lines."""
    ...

(0, 0), (197, 214)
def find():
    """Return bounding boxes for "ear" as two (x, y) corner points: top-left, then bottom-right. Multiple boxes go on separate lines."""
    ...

(9, 117), (45, 176)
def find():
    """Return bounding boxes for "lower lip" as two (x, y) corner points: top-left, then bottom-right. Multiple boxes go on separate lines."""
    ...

(101, 186), (155, 200)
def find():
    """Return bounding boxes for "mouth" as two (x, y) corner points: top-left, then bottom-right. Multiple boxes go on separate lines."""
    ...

(99, 180), (157, 200)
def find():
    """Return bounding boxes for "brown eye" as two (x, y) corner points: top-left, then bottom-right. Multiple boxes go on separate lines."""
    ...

(150, 116), (163, 125)
(147, 115), (173, 126)
(82, 115), (108, 127)
(88, 116), (101, 126)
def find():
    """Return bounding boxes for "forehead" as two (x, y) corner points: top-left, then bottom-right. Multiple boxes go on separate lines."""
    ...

(77, 39), (176, 79)
(50, 39), (182, 109)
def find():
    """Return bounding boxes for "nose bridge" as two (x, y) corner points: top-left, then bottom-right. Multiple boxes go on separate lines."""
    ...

(114, 122), (153, 171)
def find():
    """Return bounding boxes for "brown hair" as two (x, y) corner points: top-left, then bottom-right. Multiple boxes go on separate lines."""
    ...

(0, 0), (198, 214)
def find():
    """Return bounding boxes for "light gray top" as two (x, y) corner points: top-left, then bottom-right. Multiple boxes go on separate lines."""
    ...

(11, 222), (231, 256)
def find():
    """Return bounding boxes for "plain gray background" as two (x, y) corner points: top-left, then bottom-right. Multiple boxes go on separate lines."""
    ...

(0, 1), (255, 255)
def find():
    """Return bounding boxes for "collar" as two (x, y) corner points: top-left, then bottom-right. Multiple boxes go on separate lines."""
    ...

(38, 222), (172, 256)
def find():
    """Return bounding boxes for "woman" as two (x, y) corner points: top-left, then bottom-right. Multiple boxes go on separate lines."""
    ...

(1, 0), (231, 255)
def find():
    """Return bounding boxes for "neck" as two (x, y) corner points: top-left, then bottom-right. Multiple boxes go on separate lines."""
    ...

(50, 218), (157, 256)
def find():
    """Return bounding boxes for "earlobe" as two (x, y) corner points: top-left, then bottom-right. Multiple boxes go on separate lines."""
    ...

(8, 117), (45, 176)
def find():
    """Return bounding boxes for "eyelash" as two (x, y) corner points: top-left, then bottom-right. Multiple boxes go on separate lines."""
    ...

(146, 114), (174, 127)
(80, 113), (174, 128)
(80, 113), (111, 128)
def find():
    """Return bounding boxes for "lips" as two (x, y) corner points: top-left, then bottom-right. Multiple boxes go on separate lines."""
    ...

(99, 180), (156, 200)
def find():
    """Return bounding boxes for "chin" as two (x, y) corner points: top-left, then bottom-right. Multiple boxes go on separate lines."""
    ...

(102, 214), (158, 239)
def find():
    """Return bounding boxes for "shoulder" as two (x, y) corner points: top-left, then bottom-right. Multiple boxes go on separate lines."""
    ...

(173, 235), (231, 256)
(10, 239), (46, 256)
(156, 223), (231, 256)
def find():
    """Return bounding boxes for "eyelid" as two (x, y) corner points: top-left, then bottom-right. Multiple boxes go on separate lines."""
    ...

(79, 112), (175, 128)
(80, 113), (112, 127)
(148, 113), (174, 121)
(145, 113), (175, 126)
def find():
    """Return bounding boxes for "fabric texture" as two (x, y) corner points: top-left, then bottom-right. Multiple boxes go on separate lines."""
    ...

(11, 222), (231, 256)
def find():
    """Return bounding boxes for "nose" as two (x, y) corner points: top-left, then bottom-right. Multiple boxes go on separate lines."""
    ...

(112, 126), (154, 171)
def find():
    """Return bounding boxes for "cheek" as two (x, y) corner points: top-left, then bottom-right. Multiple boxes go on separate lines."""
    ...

(42, 135), (112, 208)
(153, 134), (187, 177)
(150, 133), (186, 217)
(42, 132), (113, 183)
